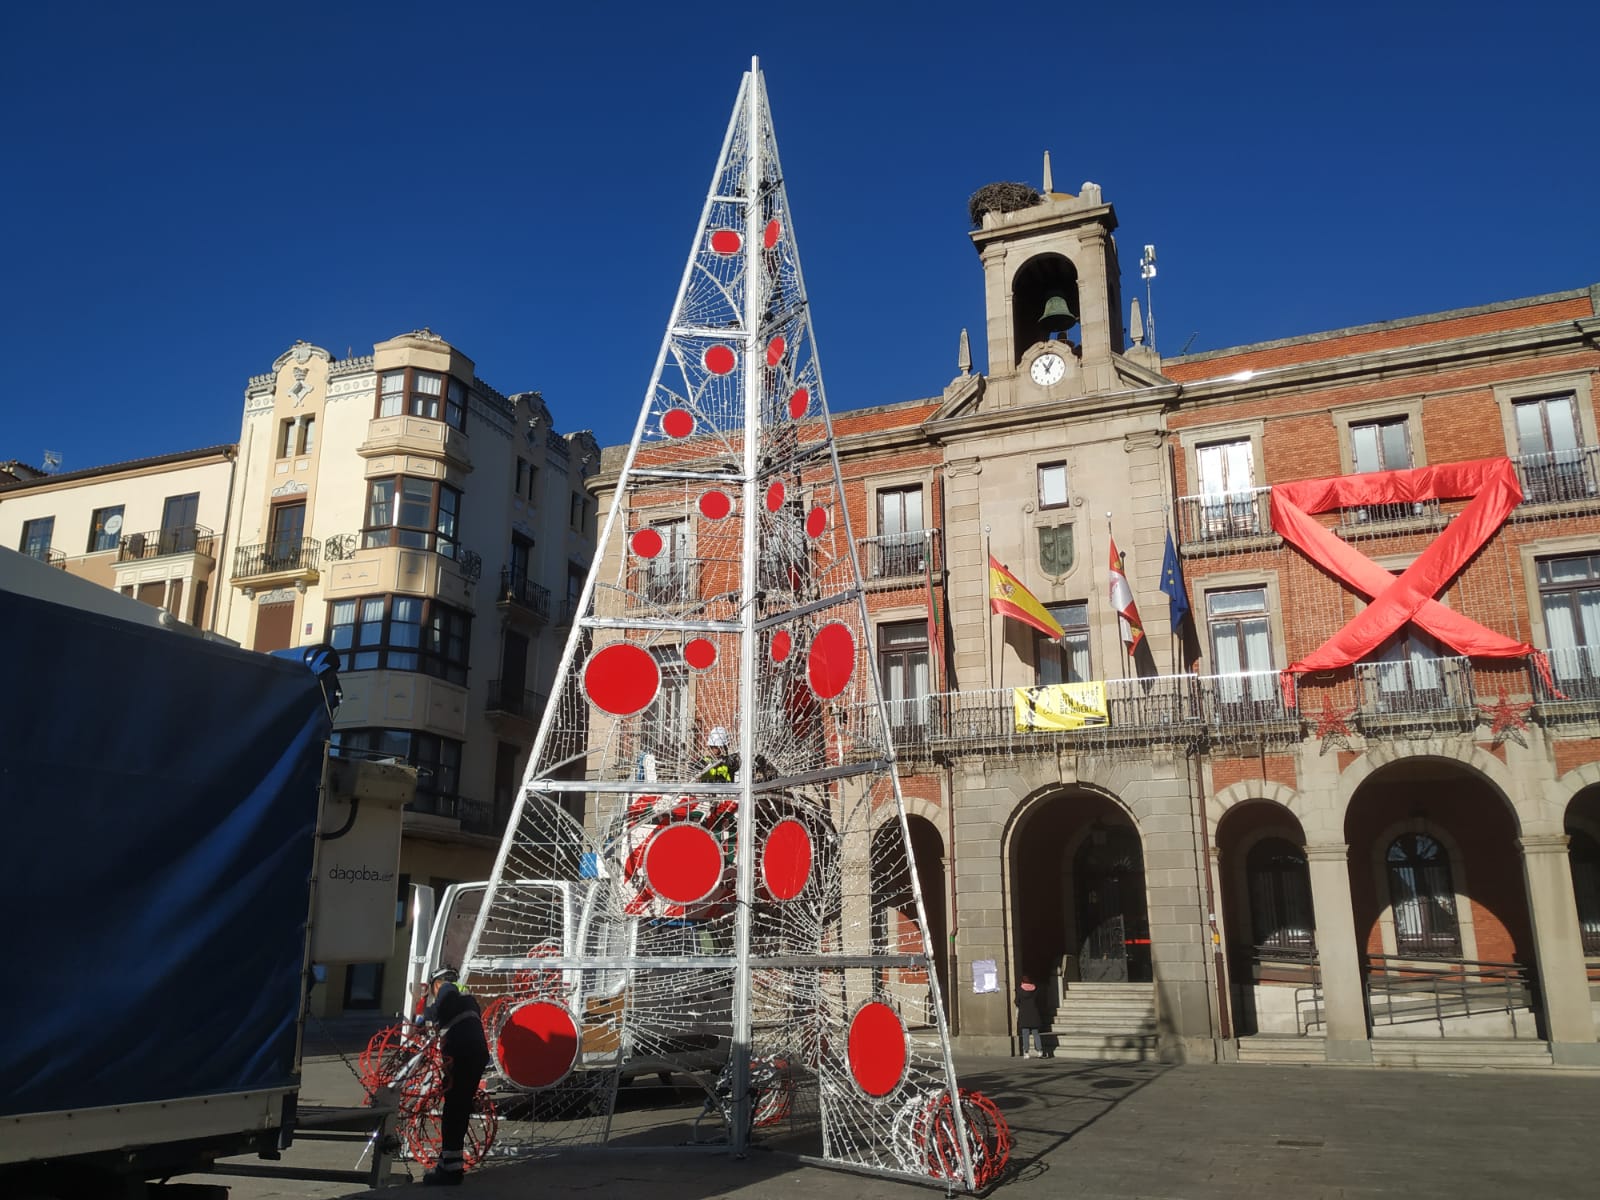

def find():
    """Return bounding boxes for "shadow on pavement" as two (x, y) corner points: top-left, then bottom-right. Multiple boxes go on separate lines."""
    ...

(954, 1055), (1173, 1188)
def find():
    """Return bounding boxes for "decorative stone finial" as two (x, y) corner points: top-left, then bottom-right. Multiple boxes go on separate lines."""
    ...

(1130, 299), (1145, 347)
(1042, 151), (1053, 195)
(958, 328), (972, 376)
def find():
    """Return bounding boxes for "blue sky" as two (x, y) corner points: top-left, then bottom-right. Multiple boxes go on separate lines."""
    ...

(3, 2), (1596, 472)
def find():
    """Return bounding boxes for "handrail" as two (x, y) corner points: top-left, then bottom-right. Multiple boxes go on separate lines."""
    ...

(1363, 952), (1530, 1038)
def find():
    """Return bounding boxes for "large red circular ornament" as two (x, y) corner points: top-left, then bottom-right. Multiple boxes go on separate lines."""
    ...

(766, 480), (786, 512)
(646, 823), (725, 904)
(683, 638), (717, 670)
(807, 622), (855, 699)
(583, 643), (660, 716)
(847, 1001), (907, 1098)
(764, 218), (782, 249)
(788, 388), (810, 419)
(710, 229), (742, 255)
(631, 528), (663, 559)
(699, 490), (732, 520)
(662, 408), (695, 438)
(497, 1000), (580, 1090)
(766, 336), (786, 367)
(805, 506), (828, 539)
(762, 818), (813, 901)
(704, 345), (737, 376)
(770, 629), (792, 662)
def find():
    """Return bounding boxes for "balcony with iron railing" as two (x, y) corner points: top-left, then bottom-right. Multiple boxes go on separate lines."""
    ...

(486, 679), (546, 724)
(498, 569), (551, 623)
(22, 545), (67, 569)
(1354, 654), (1477, 733)
(117, 524), (215, 563)
(858, 528), (942, 584)
(1511, 444), (1600, 510)
(231, 537), (320, 591)
(1176, 488), (1273, 549)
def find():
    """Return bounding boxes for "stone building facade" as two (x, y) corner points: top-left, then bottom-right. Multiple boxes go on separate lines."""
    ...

(2, 332), (597, 1019)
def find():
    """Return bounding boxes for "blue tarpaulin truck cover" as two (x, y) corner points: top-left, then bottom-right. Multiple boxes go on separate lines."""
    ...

(0, 586), (333, 1118)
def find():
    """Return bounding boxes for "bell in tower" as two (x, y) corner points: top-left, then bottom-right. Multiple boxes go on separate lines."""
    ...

(1038, 293), (1079, 338)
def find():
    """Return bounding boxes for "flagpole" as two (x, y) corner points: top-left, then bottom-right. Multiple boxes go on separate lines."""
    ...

(984, 525), (997, 694)
(1108, 512), (1129, 680)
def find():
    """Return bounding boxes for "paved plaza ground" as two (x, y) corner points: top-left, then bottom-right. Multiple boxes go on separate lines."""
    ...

(203, 1052), (1600, 1200)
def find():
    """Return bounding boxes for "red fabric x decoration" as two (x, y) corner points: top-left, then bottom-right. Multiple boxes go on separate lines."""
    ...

(1271, 458), (1532, 673)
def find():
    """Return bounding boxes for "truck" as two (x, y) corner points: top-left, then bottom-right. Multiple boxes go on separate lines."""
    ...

(0, 547), (409, 1199)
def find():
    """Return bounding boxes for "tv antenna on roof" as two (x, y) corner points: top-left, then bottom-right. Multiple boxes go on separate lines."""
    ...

(42, 450), (62, 474)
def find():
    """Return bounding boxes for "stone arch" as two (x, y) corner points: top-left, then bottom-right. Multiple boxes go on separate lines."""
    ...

(1207, 779), (1306, 842)
(870, 791), (943, 833)
(1336, 740), (1528, 836)
(1555, 762), (1600, 827)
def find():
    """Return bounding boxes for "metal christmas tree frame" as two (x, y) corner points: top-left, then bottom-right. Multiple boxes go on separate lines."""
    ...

(461, 59), (1004, 1191)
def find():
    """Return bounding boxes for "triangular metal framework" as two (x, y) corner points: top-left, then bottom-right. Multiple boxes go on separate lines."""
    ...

(463, 60), (981, 1190)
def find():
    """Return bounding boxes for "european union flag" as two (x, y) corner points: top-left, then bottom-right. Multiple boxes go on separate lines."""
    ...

(1160, 531), (1190, 630)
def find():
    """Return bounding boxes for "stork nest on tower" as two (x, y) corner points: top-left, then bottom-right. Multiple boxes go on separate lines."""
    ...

(968, 182), (1042, 227)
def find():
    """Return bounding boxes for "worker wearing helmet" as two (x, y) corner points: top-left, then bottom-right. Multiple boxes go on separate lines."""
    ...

(422, 967), (488, 1186)
(698, 726), (741, 783)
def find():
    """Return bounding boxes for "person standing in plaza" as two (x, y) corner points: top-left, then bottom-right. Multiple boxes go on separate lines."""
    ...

(1015, 972), (1044, 1059)
(423, 967), (489, 1185)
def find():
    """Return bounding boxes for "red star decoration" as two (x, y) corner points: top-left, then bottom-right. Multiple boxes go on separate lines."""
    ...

(1477, 689), (1533, 745)
(1313, 697), (1357, 754)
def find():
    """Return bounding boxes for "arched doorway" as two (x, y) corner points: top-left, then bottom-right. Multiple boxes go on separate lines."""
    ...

(1216, 800), (1314, 1036)
(1010, 790), (1149, 989)
(1073, 824), (1151, 982)
(1565, 787), (1600, 1022)
(1345, 758), (1535, 1039)
(869, 814), (947, 1025)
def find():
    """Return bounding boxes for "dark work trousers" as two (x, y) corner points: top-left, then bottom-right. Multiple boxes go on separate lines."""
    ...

(438, 1039), (490, 1168)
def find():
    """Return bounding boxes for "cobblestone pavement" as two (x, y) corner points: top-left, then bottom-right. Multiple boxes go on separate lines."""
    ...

(201, 1053), (1600, 1199)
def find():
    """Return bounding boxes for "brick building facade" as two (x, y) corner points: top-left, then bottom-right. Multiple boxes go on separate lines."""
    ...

(594, 177), (1600, 1066)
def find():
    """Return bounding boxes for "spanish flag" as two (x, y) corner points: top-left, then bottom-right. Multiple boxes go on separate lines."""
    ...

(988, 555), (1064, 639)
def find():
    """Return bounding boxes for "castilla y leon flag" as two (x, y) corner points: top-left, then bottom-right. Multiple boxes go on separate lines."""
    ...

(988, 555), (1064, 640)
(1108, 536), (1146, 653)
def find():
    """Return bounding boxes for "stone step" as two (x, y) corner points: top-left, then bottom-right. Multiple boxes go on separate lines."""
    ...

(1045, 1032), (1163, 1062)
(1371, 1038), (1553, 1069)
(1236, 1035), (1328, 1065)
(1059, 984), (1155, 998)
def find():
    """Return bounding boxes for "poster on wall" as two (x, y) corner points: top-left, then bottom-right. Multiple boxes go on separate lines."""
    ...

(972, 958), (998, 994)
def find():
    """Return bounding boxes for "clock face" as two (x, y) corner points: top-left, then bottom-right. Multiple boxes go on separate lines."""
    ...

(1030, 352), (1066, 387)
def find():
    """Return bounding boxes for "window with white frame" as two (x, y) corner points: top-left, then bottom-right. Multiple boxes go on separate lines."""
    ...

(1206, 587), (1276, 710)
(875, 485), (925, 578)
(1037, 462), (1069, 510)
(1514, 393), (1592, 502)
(1538, 553), (1600, 696)
(1196, 440), (1259, 537)
(878, 620), (930, 731)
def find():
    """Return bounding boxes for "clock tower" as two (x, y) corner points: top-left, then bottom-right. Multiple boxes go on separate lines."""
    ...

(967, 172), (1161, 407)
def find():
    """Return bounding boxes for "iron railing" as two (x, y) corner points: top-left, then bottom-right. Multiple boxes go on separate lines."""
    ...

(858, 528), (941, 582)
(486, 679), (545, 720)
(1355, 654), (1475, 723)
(24, 545), (67, 569)
(1363, 953), (1533, 1038)
(1176, 487), (1272, 545)
(117, 524), (214, 562)
(232, 537), (320, 579)
(499, 569), (552, 621)
(1513, 445), (1600, 506)
(1532, 644), (1600, 705)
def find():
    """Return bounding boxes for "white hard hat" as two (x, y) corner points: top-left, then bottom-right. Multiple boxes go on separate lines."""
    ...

(707, 726), (729, 748)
